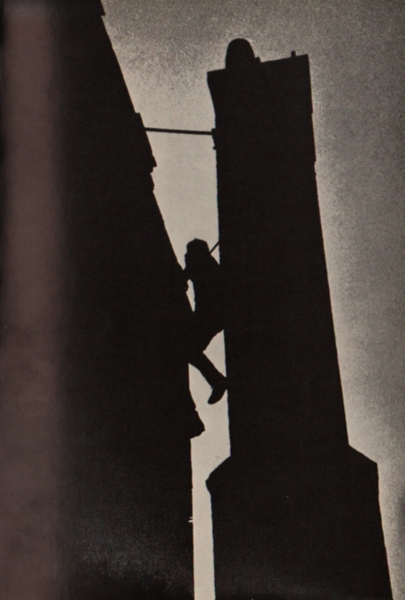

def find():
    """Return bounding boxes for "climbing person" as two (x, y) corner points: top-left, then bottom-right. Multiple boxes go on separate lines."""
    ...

(184, 239), (227, 405)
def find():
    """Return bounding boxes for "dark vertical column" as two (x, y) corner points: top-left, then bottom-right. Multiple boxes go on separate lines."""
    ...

(207, 39), (391, 599)
(1, 1), (202, 598)
(0, 2), (63, 597)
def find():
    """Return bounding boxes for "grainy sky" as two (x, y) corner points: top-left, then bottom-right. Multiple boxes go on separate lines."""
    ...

(102, 1), (404, 597)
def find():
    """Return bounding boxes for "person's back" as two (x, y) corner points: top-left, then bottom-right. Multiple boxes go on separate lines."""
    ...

(184, 239), (224, 327)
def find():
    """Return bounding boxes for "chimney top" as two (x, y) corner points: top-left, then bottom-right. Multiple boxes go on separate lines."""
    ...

(225, 39), (256, 69)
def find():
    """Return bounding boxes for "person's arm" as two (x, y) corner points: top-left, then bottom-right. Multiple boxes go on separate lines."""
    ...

(182, 266), (190, 290)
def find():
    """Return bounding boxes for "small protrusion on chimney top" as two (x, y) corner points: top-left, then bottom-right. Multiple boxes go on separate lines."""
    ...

(291, 51), (297, 58)
(226, 39), (256, 69)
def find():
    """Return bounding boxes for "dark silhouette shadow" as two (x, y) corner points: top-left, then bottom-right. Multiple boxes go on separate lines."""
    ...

(51, 2), (201, 597)
(207, 39), (392, 600)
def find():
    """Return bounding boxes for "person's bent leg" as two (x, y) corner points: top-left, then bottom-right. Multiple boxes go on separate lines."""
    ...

(189, 352), (227, 404)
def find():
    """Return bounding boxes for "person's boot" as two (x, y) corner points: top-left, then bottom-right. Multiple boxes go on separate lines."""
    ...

(207, 373), (227, 405)
(190, 352), (227, 405)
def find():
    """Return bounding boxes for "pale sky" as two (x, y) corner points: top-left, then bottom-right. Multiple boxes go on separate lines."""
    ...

(102, 2), (405, 598)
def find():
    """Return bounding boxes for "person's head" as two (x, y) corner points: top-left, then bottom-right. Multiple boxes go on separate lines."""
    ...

(185, 239), (210, 267)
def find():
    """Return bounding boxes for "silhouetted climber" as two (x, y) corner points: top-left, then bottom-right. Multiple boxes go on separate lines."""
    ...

(184, 239), (227, 404)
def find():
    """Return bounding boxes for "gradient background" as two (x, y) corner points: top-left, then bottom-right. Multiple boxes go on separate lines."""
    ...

(101, 2), (404, 598)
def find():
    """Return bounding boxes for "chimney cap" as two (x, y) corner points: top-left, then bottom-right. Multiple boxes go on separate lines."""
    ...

(226, 39), (256, 69)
